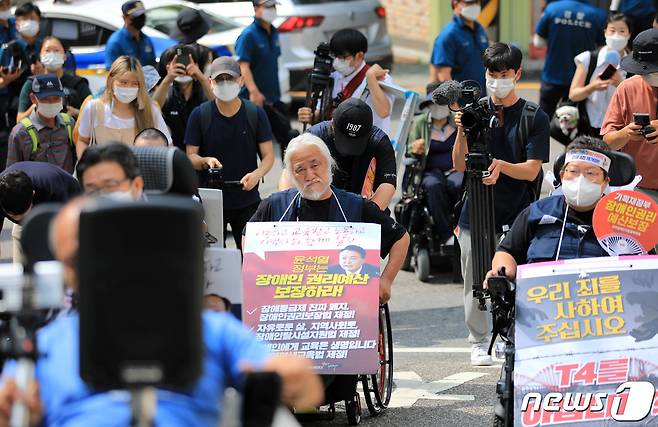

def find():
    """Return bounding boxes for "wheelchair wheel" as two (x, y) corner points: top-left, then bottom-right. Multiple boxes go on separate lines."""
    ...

(415, 248), (430, 282)
(345, 393), (362, 425)
(361, 304), (394, 416)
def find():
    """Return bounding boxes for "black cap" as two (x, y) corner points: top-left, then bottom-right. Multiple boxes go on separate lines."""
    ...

(32, 74), (65, 99)
(621, 28), (658, 75)
(171, 8), (210, 44)
(122, 0), (145, 18)
(332, 98), (373, 156)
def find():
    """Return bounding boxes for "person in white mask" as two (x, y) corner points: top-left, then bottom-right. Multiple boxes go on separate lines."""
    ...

(406, 81), (463, 242)
(452, 43), (551, 367)
(76, 56), (172, 157)
(16, 36), (92, 122)
(153, 44), (213, 150)
(6, 74), (76, 173)
(297, 28), (394, 136)
(14, 3), (41, 73)
(184, 56), (274, 251)
(486, 137), (613, 282)
(569, 13), (632, 136)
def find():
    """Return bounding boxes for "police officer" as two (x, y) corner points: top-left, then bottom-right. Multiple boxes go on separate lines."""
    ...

(105, 1), (155, 70)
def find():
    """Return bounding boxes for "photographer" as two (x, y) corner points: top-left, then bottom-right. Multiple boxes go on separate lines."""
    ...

(298, 29), (394, 135)
(185, 56), (274, 250)
(452, 43), (550, 366)
(0, 197), (323, 426)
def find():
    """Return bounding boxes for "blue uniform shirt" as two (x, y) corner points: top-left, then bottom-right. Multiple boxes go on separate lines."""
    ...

(26, 311), (269, 427)
(235, 19), (281, 103)
(620, 0), (656, 16)
(0, 18), (16, 96)
(535, 0), (607, 86)
(104, 27), (156, 70)
(16, 35), (41, 63)
(430, 15), (489, 90)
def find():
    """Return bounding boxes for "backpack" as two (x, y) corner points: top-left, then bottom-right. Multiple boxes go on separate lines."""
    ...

(19, 112), (74, 153)
(517, 99), (542, 201)
(199, 99), (259, 141)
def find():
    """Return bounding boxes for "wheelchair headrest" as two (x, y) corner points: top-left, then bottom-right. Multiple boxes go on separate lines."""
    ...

(132, 146), (198, 196)
(21, 203), (62, 273)
(552, 150), (636, 187)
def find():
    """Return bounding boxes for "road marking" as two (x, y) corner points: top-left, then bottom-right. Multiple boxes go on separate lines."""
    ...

(388, 371), (488, 408)
(394, 346), (470, 353)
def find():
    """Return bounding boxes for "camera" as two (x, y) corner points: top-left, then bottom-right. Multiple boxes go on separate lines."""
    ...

(458, 83), (497, 135)
(311, 42), (333, 79)
(204, 167), (243, 189)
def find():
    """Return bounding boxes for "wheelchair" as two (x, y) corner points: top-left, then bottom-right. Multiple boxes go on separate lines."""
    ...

(296, 304), (393, 426)
(394, 156), (462, 283)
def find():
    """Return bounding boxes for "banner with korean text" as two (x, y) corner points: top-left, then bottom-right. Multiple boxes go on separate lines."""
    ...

(243, 222), (381, 375)
(514, 256), (658, 426)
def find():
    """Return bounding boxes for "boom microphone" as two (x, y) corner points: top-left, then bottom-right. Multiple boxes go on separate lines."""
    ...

(432, 80), (462, 106)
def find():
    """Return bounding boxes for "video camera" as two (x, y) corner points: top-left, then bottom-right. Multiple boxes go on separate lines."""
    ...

(312, 42), (333, 79)
(303, 42), (335, 128)
(204, 167), (243, 189)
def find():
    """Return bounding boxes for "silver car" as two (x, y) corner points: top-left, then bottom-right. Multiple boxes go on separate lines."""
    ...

(191, 0), (393, 94)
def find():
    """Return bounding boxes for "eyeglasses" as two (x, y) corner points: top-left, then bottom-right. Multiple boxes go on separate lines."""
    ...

(563, 167), (604, 181)
(84, 178), (130, 195)
(214, 75), (236, 83)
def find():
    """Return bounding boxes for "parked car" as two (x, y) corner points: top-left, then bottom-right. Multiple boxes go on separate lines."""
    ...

(190, 0), (393, 95)
(33, 0), (244, 93)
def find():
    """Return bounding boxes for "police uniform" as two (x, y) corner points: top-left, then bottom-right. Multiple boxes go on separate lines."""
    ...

(105, 27), (156, 70)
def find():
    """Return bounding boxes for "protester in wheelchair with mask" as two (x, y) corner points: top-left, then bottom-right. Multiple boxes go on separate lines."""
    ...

(482, 135), (638, 425)
(395, 81), (463, 281)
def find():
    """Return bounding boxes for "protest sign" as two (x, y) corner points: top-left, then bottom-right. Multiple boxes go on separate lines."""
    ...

(514, 256), (658, 426)
(243, 222), (381, 375)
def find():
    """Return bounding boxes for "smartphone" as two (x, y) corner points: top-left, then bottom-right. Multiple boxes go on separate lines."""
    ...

(634, 113), (651, 127)
(176, 46), (194, 66)
(599, 63), (617, 81)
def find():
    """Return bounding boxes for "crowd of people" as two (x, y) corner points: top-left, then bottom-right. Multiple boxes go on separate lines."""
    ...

(0, 0), (653, 423)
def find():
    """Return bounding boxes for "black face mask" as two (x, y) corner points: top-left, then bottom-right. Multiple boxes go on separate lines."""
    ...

(131, 14), (146, 30)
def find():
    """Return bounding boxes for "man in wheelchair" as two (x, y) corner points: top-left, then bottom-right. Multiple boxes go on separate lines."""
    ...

(483, 135), (637, 425)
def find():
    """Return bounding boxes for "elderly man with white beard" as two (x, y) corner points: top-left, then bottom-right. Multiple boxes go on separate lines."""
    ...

(244, 132), (409, 304)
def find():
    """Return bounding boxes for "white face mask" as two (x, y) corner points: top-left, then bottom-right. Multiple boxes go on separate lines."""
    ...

(18, 20), (39, 37)
(642, 73), (658, 87)
(430, 104), (450, 120)
(333, 58), (355, 77)
(486, 76), (516, 99)
(461, 4), (481, 21)
(37, 100), (63, 118)
(605, 34), (628, 52)
(175, 75), (193, 84)
(213, 81), (240, 102)
(261, 7), (277, 23)
(102, 190), (136, 202)
(113, 85), (139, 104)
(562, 174), (603, 208)
(0, 9), (12, 20)
(40, 52), (65, 70)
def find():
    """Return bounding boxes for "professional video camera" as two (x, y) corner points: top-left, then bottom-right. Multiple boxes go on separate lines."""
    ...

(204, 167), (243, 189)
(432, 80), (497, 310)
(303, 42), (335, 129)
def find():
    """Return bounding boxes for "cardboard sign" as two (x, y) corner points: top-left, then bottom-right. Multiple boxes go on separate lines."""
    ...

(514, 256), (658, 426)
(242, 222), (381, 375)
(593, 190), (658, 255)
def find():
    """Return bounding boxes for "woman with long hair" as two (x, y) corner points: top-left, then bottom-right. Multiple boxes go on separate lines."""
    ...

(76, 55), (171, 157)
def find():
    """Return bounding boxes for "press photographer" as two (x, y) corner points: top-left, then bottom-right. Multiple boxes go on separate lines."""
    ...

(450, 43), (550, 366)
(298, 29), (394, 135)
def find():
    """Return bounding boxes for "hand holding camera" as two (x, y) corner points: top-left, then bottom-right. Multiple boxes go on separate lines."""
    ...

(633, 113), (658, 143)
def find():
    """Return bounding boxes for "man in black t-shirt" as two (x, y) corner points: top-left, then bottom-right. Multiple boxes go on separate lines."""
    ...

(185, 57), (274, 250)
(452, 43), (550, 366)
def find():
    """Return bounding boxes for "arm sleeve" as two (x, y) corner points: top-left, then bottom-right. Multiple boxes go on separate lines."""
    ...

(430, 32), (457, 68)
(104, 37), (120, 70)
(496, 207), (531, 265)
(235, 33), (254, 63)
(6, 127), (28, 168)
(373, 135), (397, 188)
(17, 80), (31, 113)
(525, 108), (551, 162)
(184, 107), (202, 147)
(152, 102), (173, 145)
(76, 99), (94, 139)
(255, 105), (273, 143)
(535, 9), (550, 38)
(406, 115), (423, 156)
(573, 50), (590, 68)
(361, 200), (406, 258)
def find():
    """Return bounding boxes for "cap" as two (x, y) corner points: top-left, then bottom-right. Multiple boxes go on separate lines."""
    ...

(252, 0), (280, 6)
(141, 65), (160, 93)
(32, 74), (65, 99)
(620, 28), (658, 75)
(172, 8), (210, 44)
(209, 56), (241, 79)
(122, 0), (145, 18)
(332, 98), (373, 156)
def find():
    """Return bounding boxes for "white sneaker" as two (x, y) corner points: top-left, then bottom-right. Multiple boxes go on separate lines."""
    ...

(471, 343), (492, 366)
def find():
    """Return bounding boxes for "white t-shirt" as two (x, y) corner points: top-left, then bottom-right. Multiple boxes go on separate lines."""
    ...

(574, 46), (628, 128)
(330, 62), (395, 136)
(77, 99), (173, 145)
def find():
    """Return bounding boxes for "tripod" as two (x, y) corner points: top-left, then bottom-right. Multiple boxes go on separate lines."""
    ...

(303, 70), (334, 131)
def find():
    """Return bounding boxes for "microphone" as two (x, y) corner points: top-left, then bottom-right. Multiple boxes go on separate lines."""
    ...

(432, 80), (462, 106)
(602, 50), (621, 67)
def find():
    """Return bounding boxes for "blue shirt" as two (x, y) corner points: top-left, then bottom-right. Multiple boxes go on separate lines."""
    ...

(184, 100), (272, 210)
(27, 311), (269, 427)
(0, 18), (16, 95)
(16, 35), (41, 64)
(535, 0), (607, 86)
(104, 27), (156, 70)
(235, 19), (281, 103)
(620, 0), (656, 16)
(430, 15), (489, 90)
